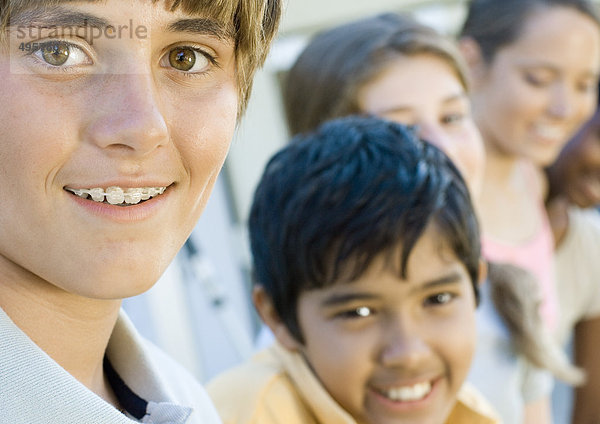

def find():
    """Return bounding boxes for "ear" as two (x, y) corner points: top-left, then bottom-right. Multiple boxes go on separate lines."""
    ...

(252, 285), (301, 351)
(477, 258), (488, 288)
(458, 37), (488, 87)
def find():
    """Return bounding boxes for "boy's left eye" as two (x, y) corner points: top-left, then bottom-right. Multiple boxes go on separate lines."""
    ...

(424, 292), (455, 306)
(162, 46), (214, 73)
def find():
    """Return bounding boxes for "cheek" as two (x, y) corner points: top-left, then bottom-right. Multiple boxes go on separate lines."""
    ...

(493, 86), (535, 122)
(456, 128), (484, 170)
(0, 107), (58, 213)
(167, 84), (237, 204)
(575, 96), (597, 128)
(485, 69), (543, 127)
(301, 323), (375, 404)
(305, 323), (371, 372)
(0, 79), (80, 177)
(440, 310), (477, 379)
(424, 305), (477, 387)
(448, 127), (485, 197)
(174, 84), (237, 155)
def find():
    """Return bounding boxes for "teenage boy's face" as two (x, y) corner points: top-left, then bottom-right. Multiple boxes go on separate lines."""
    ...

(0, 1), (237, 298)
(294, 225), (478, 424)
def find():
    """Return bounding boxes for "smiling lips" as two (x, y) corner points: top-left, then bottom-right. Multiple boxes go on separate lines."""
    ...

(376, 381), (433, 402)
(532, 124), (565, 144)
(65, 186), (167, 205)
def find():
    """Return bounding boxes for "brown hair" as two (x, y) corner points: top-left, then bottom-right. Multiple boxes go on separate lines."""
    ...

(460, 0), (600, 63)
(283, 13), (469, 136)
(488, 262), (584, 385)
(0, 0), (282, 115)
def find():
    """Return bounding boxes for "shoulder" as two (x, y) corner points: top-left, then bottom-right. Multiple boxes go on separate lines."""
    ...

(142, 340), (206, 396)
(557, 207), (600, 260)
(207, 349), (311, 424)
(108, 312), (222, 424)
(450, 382), (503, 424)
(569, 207), (600, 235)
(555, 207), (600, 325)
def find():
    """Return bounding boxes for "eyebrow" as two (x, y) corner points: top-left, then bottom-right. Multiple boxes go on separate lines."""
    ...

(375, 93), (468, 116)
(10, 7), (109, 29)
(441, 93), (469, 105)
(10, 6), (233, 41)
(320, 292), (380, 308)
(321, 271), (466, 307)
(413, 272), (464, 294)
(167, 19), (234, 40)
(520, 61), (599, 79)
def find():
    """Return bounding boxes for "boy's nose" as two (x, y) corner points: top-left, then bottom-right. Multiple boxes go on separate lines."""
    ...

(379, 321), (431, 369)
(83, 73), (169, 156)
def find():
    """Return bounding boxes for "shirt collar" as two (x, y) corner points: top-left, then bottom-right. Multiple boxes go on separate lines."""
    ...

(0, 307), (191, 424)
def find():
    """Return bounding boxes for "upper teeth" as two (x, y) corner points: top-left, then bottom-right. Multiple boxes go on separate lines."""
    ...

(382, 381), (432, 402)
(533, 126), (563, 140)
(66, 186), (166, 205)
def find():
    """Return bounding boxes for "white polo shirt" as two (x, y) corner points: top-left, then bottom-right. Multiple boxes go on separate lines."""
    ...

(0, 307), (222, 424)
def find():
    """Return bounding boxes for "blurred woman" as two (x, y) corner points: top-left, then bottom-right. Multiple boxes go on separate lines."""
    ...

(459, 1), (600, 420)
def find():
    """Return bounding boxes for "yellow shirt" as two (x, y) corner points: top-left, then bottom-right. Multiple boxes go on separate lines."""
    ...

(208, 343), (501, 424)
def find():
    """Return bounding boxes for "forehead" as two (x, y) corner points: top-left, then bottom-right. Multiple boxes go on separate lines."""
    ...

(359, 54), (466, 112)
(329, 227), (464, 287)
(6, 0), (238, 33)
(503, 6), (600, 68)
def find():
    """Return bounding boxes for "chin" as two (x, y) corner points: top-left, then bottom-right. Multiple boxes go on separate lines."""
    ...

(67, 263), (168, 300)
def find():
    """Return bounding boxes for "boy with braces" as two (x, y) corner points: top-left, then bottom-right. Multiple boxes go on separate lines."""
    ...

(0, 1), (281, 422)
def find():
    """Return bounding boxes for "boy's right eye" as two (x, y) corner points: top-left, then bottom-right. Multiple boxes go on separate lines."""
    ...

(335, 306), (374, 319)
(29, 40), (93, 68)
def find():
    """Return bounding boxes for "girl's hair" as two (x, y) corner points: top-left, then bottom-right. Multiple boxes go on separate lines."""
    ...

(460, 0), (600, 63)
(283, 13), (469, 136)
(488, 262), (585, 385)
(0, 0), (283, 115)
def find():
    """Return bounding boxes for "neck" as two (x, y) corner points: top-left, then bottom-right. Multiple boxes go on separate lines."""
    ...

(471, 96), (523, 182)
(477, 132), (545, 243)
(482, 140), (523, 184)
(545, 194), (571, 247)
(0, 259), (121, 401)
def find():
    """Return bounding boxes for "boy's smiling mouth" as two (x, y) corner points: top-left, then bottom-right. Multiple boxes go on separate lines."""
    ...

(374, 380), (433, 402)
(65, 186), (167, 206)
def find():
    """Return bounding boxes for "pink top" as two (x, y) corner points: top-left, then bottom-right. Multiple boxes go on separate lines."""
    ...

(482, 203), (558, 331)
